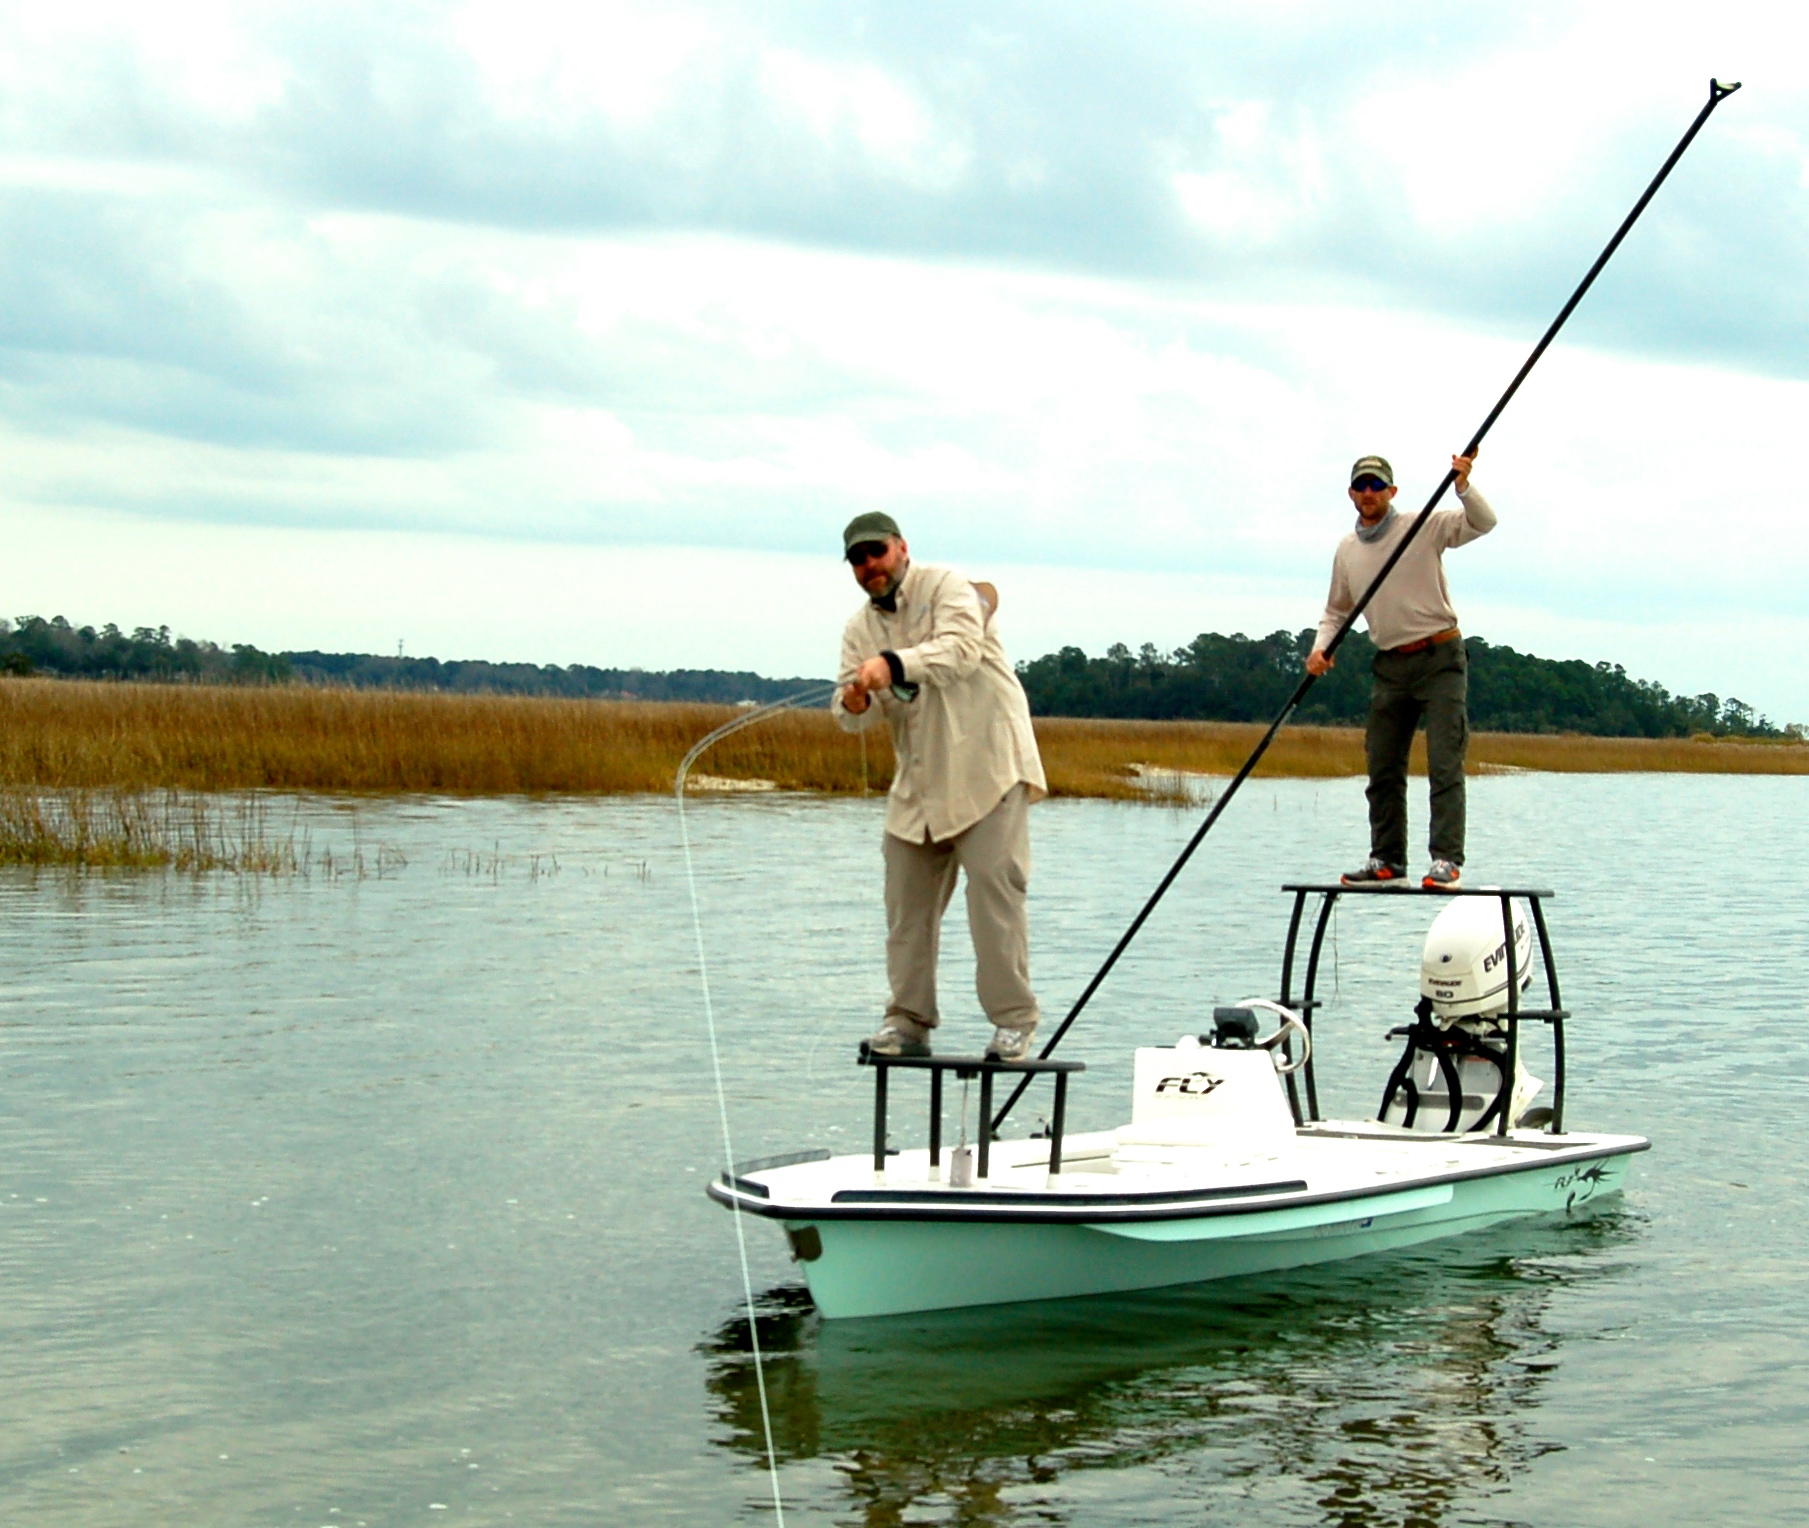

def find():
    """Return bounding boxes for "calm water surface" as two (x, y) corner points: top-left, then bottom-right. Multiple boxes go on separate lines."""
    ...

(0, 776), (1804, 1525)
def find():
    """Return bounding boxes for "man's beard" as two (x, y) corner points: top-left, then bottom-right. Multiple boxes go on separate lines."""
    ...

(867, 559), (908, 603)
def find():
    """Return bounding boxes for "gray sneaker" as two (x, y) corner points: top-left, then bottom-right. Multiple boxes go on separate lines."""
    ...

(1341, 857), (1408, 887)
(861, 1022), (931, 1059)
(984, 1025), (1037, 1063)
(1423, 859), (1462, 890)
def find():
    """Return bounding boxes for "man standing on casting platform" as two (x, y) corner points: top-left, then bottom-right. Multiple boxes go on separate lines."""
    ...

(832, 512), (1047, 1061)
(1306, 453), (1496, 891)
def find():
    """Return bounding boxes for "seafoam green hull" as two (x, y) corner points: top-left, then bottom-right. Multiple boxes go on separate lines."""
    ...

(790, 1153), (1632, 1319)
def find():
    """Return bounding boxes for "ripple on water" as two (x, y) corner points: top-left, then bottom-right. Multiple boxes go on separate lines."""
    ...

(0, 777), (1802, 1524)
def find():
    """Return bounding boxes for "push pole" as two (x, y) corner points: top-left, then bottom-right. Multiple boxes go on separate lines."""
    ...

(992, 78), (1741, 1134)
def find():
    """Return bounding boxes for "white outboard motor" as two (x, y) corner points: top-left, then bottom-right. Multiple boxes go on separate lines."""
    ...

(1379, 897), (1543, 1133)
(1421, 895), (1532, 1020)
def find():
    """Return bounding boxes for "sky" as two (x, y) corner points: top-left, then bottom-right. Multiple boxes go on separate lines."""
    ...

(1, 1), (1804, 720)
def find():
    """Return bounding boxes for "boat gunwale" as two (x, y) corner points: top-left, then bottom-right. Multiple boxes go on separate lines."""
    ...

(704, 1135), (1648, 1225)
(831, 1176), (1310, 1208)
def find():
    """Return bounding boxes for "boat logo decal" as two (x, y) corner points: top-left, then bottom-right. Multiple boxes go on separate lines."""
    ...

(1553, 1161), (1610, 1211)
(1154, 1071), (1223, 1097)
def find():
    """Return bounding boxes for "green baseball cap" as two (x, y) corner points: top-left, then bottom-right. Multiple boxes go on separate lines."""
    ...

(842, 512), (902, 552)
(1350, 455), (1394, 486)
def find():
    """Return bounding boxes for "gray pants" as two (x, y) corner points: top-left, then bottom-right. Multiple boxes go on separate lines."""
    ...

(882, 784), (1038, 1040)
(1367, 641), (1469, 868)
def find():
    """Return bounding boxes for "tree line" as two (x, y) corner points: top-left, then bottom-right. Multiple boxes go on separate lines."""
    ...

(1, 613), (1787, 737)
(283, 649), (825, 704)
(0, 617), (822, 705)
(1015, 629), (1785, 738)
(0, 616), (292, 684)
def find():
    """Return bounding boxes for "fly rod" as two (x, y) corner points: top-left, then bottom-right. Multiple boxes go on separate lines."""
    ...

(993, 76), (1741, 1134)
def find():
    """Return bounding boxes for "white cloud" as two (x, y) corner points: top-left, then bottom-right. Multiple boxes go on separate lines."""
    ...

(452, 0), (719, 132)
(1173, 100), (1328, 251)
(0, 1), (1801, 724)
(0, 1), (288, 128)
(757, 46), (970, 190)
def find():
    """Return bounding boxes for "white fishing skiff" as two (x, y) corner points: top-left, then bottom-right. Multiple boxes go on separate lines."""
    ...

(709, 883), (1647, 1319)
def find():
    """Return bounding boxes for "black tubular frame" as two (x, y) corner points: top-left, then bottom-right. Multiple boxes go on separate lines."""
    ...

(1276, 883), (1570, 1136)
(859, 1053), (1086, 1180)
(991, 77), (1738, 1136)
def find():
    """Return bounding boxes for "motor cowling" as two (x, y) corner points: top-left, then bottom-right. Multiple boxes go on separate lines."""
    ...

(1382, 898), (1545, 1133)
(1420, 895), (1532, 1022)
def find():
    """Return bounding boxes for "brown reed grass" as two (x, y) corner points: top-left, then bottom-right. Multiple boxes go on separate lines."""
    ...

(0, 677), (1800, 801)
(1034, 716), (1809, 791)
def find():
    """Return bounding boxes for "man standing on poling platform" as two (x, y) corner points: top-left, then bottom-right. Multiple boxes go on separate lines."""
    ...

(1306, 453), (1496, 890)
(832, 511), (1047, 1062)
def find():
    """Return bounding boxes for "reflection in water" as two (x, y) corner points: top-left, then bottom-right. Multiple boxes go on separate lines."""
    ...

(703, 1212), (1638, 1527)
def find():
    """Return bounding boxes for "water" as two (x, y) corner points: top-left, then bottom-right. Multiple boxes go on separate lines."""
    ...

(0, 776), (1804, 1525)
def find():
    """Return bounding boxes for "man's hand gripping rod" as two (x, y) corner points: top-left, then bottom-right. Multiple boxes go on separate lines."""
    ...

(992, 78), (1741, 1135)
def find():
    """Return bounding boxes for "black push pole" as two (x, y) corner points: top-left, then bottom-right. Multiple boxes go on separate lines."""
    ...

(993, 78), (1740, 1134)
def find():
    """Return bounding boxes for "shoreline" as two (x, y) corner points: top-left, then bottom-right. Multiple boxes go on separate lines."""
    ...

(0, 678), (1801, 800)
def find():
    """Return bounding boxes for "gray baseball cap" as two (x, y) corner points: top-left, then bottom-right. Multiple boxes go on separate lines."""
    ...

(842, 512), (902, 552)
(1350, 455), (1394, 486)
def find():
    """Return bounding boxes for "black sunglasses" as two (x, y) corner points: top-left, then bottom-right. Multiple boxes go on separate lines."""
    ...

(846, 540), (890, 566)
(1350, 476), (1390, 492)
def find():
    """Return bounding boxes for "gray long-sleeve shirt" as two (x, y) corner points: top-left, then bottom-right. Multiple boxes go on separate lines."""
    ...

(1314, 485), (1497, 654)
(832, 560), (1046, 843)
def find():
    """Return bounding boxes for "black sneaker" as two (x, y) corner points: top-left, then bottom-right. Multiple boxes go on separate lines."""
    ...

(1341, 857), (1408, 887)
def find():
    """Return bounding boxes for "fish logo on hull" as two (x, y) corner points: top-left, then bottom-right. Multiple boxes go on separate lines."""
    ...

(1553, 1161), (1610, 1211)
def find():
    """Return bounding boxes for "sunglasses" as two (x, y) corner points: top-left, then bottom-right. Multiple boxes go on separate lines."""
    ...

(846, 541), (891, 566)
(1350, 476), (1391, 492)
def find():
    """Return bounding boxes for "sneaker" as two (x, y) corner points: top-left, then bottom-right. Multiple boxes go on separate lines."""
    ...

(984, 1025), (1037, 1063)
(1341, 857), (1409, 887)
(1423, 859), (1462, 890)
(860, 1022), (930, 1059)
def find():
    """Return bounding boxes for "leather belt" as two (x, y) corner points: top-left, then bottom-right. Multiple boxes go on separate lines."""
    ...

(1387, 627), (1461, 656)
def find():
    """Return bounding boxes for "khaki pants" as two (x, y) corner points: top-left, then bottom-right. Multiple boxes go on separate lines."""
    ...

(882, 784), (1038, 1039)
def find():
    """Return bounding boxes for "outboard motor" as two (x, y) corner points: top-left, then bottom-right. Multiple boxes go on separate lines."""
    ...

(1378, 897), (1544, 1133)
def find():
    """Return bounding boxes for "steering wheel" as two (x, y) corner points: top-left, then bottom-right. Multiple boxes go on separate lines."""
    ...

(1234, 998), (1313, 1076)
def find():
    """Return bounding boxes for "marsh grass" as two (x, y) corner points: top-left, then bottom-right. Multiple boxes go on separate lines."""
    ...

(0, 678), (1801, 807)
(0, 679), (867, 794)
(0, 788), (302, 871)
(1034, 716), (1809, 794)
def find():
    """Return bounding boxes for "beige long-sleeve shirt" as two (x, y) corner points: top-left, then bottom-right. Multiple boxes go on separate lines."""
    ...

(1314, 485), (1497, 654)
(832, 560), (1047, 843)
